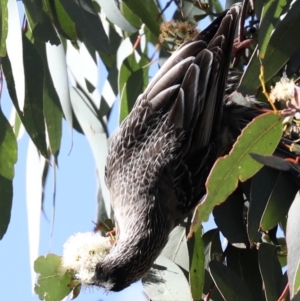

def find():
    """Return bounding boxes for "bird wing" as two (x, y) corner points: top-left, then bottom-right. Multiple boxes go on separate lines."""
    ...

(106, 4), (241, 218)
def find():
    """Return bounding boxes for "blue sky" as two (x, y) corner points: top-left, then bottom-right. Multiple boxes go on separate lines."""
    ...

(0, 85), (149, 300)
(0, 1), (218, 300)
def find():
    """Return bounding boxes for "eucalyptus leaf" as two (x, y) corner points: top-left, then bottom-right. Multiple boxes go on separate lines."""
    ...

(34, 41), (63, 158)
(143, 255), (193, 301)
(161, 220), (189, 273)
(2, 36), (48, 157)
(60, 0), (110, 54)
(51, 0), (77, 40)
(96, 0), (137, 33)
(202, 228), (223, 269)
(120, 1), (142, 28)
(69, 87), (111, 221)
(118, 44), (149, 122)
(213, 189), (249, 245)
(0, 175), (13, 240)
(258, 0), (287, 58)
(239, 0), (300, 94)
(287, 193), (300, 297)
(227, 245), (264, 301)
(6, 0), (25, 110)
(181, 0), (206, 24)
(248, 166), (281, 243)
(258, 243), (282, 301)
(32, 11), (60, 45)
(260, 173), (298, 231)
(190, 113), (283, 237)
(0, 108), (17, 239)
(45, 42), (72, 134)
(122, 0), (161, 38)
(287, 47), (300, 76)
(0, 0), (8, 56)
(209, 260), (254, 301)
(292, 291), (300, 301)
(189, 226), (205, 301)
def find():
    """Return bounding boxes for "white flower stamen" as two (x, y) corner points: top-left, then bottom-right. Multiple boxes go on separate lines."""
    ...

(60, 232), (111, 284)
(270, 77), (297, 104)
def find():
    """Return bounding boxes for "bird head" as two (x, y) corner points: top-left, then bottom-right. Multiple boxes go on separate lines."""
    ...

(91, 251), (145, 292)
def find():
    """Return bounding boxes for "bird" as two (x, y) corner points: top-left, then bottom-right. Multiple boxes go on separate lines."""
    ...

(92, 3), (244, 292)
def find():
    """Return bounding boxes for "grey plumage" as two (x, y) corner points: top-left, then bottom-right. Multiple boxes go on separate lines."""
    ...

(93, 4), (242, 292)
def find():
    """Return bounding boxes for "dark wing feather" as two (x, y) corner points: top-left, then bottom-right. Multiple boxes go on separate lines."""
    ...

(100, 4), (242, 292)
(155, 5), (240, 214)
(106, 4), (241, 218)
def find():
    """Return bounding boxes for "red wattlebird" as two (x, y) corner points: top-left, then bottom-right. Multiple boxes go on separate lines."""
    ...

(93, 4), (242, 292)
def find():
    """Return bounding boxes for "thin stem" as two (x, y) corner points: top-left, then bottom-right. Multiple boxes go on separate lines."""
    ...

(259, 60), (277, 112)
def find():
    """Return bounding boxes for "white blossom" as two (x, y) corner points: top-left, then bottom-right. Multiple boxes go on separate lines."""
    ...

(269, 77), (297, 103)
(60, 232), (111, 284)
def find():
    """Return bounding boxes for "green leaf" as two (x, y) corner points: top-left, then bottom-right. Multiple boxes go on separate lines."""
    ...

(32, 11), (60, 45)
(239, 0), (300, 95)
(209, 260), (254, 301)
(143, 255), (193, 301)
(45, 41), (73, 134)
(23, 0), (60, 45)
(43, 80), (62, 158)
(258, 243), (282, 301)
(189, 113), (283, 237)
(23, 0), (43, 23)
(159, 46), (171, 67)
(294, 265), (300, 301)
(161, 220), (189, 274)
(189, 227), (205, 301)
(60, 0), (110, 54)
(35, 42), (63, 158)
(254, 0), (264, 20)
(106, 59), (119, 95)
(22, 37), (48, 153)
(0, 175), (13, 240)
(2, 36), (48, 157)
(213, 190), (249, 245)
(287, 193), (300, 297)
(248, 166), (281, 243)
(34, 254), (73, 301)
(180, 0), (206, 25)
(203, 269), (224, 301)
(6, 0), (25, 110)
(23, 0), (40, 34)
(258, 0), (288, 58)
(287, 47), (300, 77)
(260, 173), (298, 231)
(201, 230), (224, 300)
(120, 68), (144, 121)
(292, 290), (300, 301)
(96, 0), (137, 33)
(12, 110), (22, 138)
(0, 108), (17, 180)
(122, 0), (162, 38)
(0, 108), (17, 239)
(276, 237), (287, 268)
(120, 1), (143, 28)
(210, 0), (223, 13)
(227, 245), (264, 301)
(51, 0), (77, 40)
(202, 229), (223, 269)
(119, 49), (149, 122)
(69, 87), (111, 221)
(194, 13), (209, 22)
(0, 0), (8, 56)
